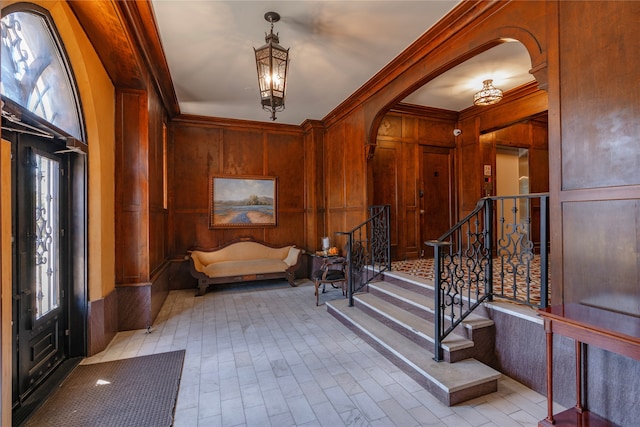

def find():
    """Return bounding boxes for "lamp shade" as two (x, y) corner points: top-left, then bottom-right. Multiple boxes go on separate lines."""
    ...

(254, 12), (289, 121)
(473, 79), (503, 106)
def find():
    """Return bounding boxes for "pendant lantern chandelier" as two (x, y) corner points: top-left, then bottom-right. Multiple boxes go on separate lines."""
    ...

(254, 11), (290, 121)
(473, 79), (503, 106)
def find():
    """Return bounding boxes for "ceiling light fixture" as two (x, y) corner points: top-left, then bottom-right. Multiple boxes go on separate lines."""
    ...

(473, 79), (503, 106)
(254, 11), (290, 121)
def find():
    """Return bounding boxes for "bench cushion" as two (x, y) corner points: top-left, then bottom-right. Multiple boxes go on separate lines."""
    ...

(203, 259), (289, 278)
(194, 242), (291, 265)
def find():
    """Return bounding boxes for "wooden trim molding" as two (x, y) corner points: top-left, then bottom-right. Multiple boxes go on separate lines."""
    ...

(173, 114), (303, 134)
(117, 0), (180, 116)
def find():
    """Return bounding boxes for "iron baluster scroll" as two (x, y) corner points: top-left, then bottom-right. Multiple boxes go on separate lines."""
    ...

(426, 194), (549, 361)
(33, 152), (60, 320)
(426, 198), (492, 361)
(338, 205), (391, 306)
(493, 195), (549, 307)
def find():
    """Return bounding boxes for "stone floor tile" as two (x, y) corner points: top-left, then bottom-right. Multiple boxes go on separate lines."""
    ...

(85, 284), (562, 427)
(350, 391), (386, 422)
(287, 393), (317, 425)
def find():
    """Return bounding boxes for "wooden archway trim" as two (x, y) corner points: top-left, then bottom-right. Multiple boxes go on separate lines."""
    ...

(361, 1), (550, 159)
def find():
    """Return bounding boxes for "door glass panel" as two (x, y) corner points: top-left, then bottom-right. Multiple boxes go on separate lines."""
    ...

(34, 153), (59, 319)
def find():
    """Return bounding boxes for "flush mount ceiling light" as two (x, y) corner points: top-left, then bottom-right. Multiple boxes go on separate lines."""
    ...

(473, 79), (503, 106)
(254, 11), (290, 121)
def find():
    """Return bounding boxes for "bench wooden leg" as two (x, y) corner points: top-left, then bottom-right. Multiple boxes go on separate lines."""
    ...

(196, 283), (207, 297)
(286, 273), (297, 287)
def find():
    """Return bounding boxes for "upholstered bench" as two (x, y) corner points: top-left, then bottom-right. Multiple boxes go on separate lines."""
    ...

(187, 237), (302, 296)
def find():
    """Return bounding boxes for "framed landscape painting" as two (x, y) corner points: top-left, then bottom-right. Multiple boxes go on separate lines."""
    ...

(209, 175), (277, 228)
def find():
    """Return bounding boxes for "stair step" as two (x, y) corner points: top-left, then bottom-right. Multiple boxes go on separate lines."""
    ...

(368, 281), (495, 330)
(327, 297), (501, 406)
(354, 292), (473, 353)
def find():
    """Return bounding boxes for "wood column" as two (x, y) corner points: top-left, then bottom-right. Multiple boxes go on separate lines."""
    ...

(115, 89), (152, 329)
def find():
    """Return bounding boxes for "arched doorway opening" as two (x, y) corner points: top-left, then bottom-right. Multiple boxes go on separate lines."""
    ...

(368, 41), (548, 261)
(1, 5), (88, 422)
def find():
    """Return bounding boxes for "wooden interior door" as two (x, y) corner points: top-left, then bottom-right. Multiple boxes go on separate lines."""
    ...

(420, 147), (453, 257)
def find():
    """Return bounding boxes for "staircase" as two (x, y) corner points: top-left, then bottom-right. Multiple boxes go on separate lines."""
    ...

(326, 269), (501, 406)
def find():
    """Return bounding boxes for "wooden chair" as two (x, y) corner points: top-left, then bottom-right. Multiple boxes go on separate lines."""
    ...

(312, 257), (347, 306)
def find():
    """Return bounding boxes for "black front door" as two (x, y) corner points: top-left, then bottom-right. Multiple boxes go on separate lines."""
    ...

(12, 132), (69, 405)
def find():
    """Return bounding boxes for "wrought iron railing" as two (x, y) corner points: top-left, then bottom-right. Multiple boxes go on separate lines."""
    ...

(337, 205), (391, 306)
(425, 193), (549, 361)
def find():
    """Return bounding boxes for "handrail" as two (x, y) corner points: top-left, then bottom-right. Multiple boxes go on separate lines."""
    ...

(337, 205), (391, 306)
(426, 193), (549, 361)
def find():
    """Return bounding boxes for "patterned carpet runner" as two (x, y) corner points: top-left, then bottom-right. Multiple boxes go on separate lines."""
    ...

(391, 256), (548, 305)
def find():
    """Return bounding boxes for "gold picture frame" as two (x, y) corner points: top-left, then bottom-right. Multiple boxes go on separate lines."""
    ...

(209, 175), (277, 228)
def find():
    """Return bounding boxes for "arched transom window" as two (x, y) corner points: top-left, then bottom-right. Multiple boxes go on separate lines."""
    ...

(1, 6), (84, 141)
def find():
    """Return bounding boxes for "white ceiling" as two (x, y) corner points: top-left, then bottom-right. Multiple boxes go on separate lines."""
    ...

(151, 1), (535, 125)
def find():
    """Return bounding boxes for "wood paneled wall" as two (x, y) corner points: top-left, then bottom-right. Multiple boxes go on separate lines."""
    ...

(552, 1), (640, 311)
(371, 89), (547, 261)
(169, 117), (308, 257)
(372, 109), (457, 260)
(301, 120), (326, 252)
(148, 89), (169, 277)
(115, 89), (149, 285)
(457, 85), (548, 219)
(114, 87), (169, 285)
(323, 108), (369, 252)
(114, 83), (170, 330)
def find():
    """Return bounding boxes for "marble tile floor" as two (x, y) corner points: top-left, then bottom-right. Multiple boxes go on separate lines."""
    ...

(83, 279), (564, 427)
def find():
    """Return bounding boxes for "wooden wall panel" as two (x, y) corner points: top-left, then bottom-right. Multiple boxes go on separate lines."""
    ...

(374, 105), (547, 262)
(169, 118), (306, 259)
(115, 90), (148, 283)
(172, 126), (222, 211)
(477, 91), (548, 133)
(530, 120), (550, 200)
(377, 115), (402, 138)
(418, 118), (455, 146)
(170, 211), (210, 251)
(457, 88), (548, 219)
(264, 213), (306, 248)
(404, 142), (419, 259)
(266, 132), (306, 246)
(560, 1), (640, 190)
(554, 0), (640, 316)
(221, 129), (263, 175)
(325, 122), (346, 210)
(147, 87), (168, 275)
(302, 121), (325, 252)
(267, 133), (304, 210)
(344, 112), (367, 219)
(323, 108), (368, 251)
(373, 144), (400, 257)
(327, 211), (347, 251)
(494, 122), (529, 146)
(455, 114), (480, 215)
(562, 200), (639, 312)
(373, 112), (456, 260)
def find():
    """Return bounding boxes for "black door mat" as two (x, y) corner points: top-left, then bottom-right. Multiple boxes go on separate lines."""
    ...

(22, 350), (185, 427)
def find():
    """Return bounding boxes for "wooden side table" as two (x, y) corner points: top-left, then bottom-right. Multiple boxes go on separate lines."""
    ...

(538, 304), (640, 426)
(306, 252), (339, 278)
